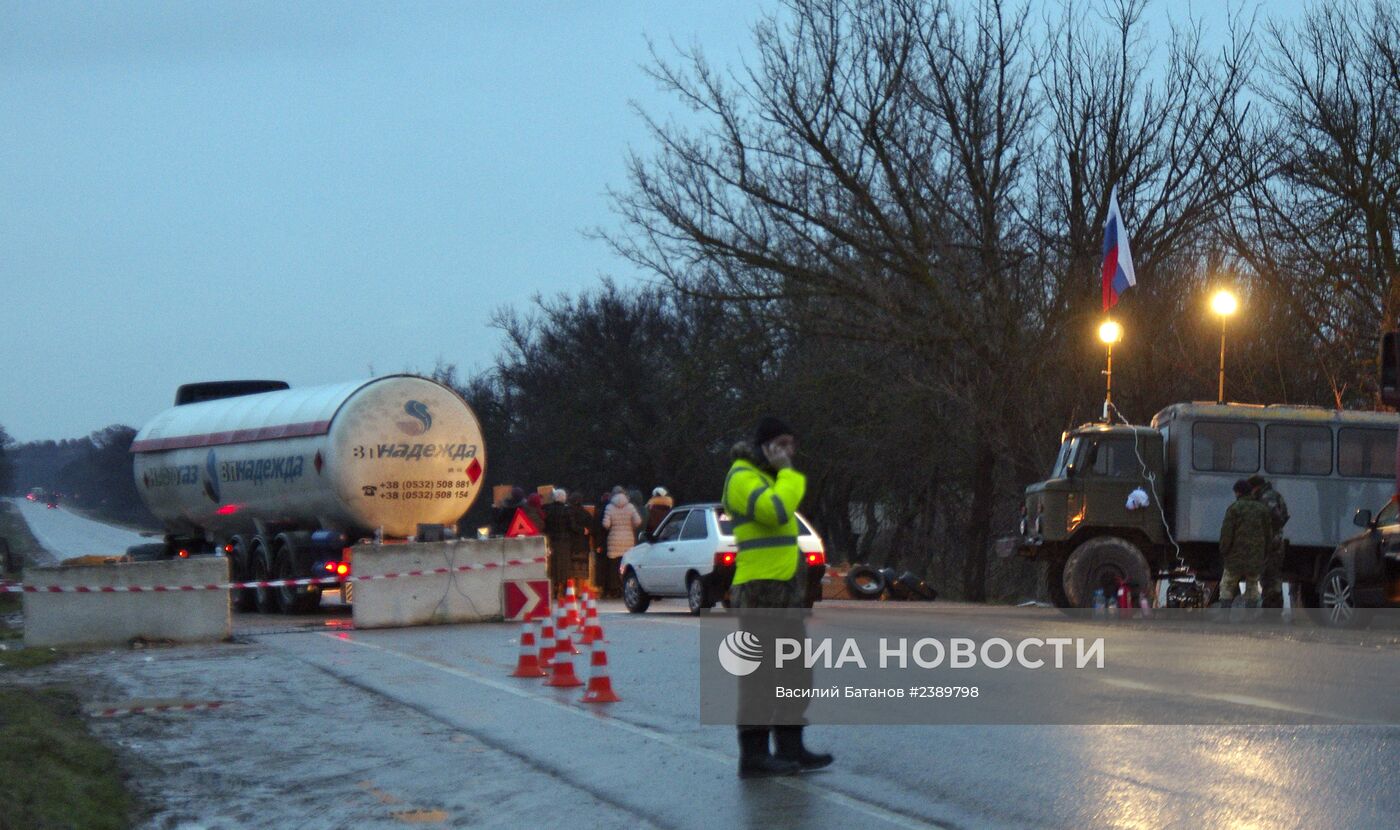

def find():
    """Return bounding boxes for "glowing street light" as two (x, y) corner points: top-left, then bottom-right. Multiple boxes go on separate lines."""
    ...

(1211, 289), (1239, 404)
(1098, 319), (1124, 420)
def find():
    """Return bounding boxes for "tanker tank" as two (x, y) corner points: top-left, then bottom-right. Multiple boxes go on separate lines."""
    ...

(130, 375), (488, 613)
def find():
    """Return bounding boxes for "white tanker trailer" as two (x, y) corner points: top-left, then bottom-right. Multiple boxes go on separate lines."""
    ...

(131, 375), (487, 613)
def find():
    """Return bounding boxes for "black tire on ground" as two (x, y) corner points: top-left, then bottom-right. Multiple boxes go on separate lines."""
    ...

(227, 539), (256, 612)
(252, 543), (278, 614)
(273, 547), (321, 614)
(622, 570), (651, 613)
(880, 567), (909, 600)
(1061, 536), (1152, 609)
(1314, 566), (1371, 628)
(897, 571), (938, 601)
(686, 574), (707, 616)
(844, 565), (886, 599)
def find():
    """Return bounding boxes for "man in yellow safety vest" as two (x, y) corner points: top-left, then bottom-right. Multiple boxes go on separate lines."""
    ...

(722, 416), (833, 778)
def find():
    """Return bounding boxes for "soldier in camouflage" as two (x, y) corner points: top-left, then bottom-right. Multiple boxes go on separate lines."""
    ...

(1218, 479), (1272, 605)
(1248, 474), (1290, 608)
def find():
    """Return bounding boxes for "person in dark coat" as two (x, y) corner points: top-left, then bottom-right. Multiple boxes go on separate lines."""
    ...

(491, 487), (526, 537)
(645, 487), (674, 536)
(521, 492), (546, 535)
(543, 489), (571, 596)
(566, 493), (594, 591)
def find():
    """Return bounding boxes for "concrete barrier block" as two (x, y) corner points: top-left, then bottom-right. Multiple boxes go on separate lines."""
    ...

(22, 557), (230, 649)
(351, 536), (547, 629)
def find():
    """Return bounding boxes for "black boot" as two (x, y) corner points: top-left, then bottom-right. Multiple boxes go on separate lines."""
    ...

(738, 728), (799, 778)
(773, 725), (834, 771)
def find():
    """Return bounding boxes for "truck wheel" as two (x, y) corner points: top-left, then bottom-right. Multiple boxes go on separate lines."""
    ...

(251, 542), (278, 614)
(227, 539), (256, 612)
(1062, 536), (1151, 609)
(622, 570), (651, 613)
(1046, 555), (1070, 608)
(273, 547), (321, 614)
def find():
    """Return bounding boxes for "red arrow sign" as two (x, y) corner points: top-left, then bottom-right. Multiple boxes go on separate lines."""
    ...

(504, 579), (551, 621)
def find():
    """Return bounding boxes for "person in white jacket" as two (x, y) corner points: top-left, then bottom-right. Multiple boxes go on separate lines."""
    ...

(601, 487), (642, 597)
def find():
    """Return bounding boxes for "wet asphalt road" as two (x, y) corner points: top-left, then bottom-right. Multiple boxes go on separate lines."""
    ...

(245, 601), (1399, 829)
(8, 496), (151, 562)
(9, 503), (1400, 828)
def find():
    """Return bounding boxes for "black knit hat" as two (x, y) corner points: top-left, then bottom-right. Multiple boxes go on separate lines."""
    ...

(754, 416), (795, 447)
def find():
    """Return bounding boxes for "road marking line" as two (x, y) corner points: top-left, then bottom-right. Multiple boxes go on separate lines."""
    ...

(318, 632), (947, 830)
(1098, 677), (1390, 724)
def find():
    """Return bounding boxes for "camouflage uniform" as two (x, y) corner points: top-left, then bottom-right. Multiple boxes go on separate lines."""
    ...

(1218, 494), (1271, 603)
(1254, 481), (1290, 607)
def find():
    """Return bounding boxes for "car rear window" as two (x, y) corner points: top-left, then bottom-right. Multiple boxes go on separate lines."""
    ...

(716, 509), (814, 536)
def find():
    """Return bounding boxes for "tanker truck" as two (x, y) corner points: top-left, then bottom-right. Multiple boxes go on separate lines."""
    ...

(131, 375), (487, 613)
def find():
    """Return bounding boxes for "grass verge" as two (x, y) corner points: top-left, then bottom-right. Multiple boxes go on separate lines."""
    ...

(0, 499), (50, 576)
(0, 686), (132, 829)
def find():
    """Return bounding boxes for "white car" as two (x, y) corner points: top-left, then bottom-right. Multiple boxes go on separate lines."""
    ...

(619, 502), (827, 615)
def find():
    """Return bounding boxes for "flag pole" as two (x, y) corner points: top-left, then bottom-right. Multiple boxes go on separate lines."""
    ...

(1097, 318), (1122, 422)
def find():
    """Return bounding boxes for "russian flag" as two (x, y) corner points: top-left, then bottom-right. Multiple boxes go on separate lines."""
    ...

(1101, 186), (1137, 311)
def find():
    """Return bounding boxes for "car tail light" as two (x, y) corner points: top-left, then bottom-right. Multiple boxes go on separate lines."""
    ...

(805, 550), (825, 566)
(177, 549), (190, 558)
(324, 562), (337, 572)
(336, 563), (350, 576)
(714, 551), (736, 568)
(222, 544), (233, 554)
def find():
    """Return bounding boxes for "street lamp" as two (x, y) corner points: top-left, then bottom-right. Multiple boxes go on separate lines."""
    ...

(1210, 289), (1238, 404)
(1098, 320), (1123, 420)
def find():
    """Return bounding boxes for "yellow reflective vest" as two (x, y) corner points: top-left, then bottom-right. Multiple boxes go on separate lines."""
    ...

(722, 457), (806, 584)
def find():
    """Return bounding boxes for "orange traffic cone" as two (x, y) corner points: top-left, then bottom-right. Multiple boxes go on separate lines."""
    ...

(579, 594), (604, 645)
(538, 619), (556, 669)
(554, 605), (579, 655)
(581, 643), (621, 703)
(545, 626), (584, 688)
(510, 621), (547, 677)
(563, 580), (581, 629)
(575, 587), (590, 633)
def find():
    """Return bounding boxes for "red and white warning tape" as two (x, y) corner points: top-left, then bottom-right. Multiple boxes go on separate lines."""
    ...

(0, 556), (547, 594)
(88, 701), (230, 718)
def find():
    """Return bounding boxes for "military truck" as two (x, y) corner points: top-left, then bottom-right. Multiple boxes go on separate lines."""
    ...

(998, 402), (1398, 607)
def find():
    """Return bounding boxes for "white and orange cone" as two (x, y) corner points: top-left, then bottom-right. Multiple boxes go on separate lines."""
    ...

(579, 594), (605, 645)
(575, 587), (591, 634)
(510, 620), (547, 678)
(581, 642), (621, 703)
(554, 605), (579, 655)
(563, 579), (582, 629)
(545, 625), (584, 688)
(538, 619), (557, 669)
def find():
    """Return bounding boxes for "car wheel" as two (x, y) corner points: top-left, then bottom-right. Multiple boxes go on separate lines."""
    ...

(1062, 536), (1151, 609)
(845, 565), (885, 599)
(1317, 566), (1370, 628)
(622, 570), (651, 613)
(1046, 555), (1070, 608)
(686, 574), (707, 616)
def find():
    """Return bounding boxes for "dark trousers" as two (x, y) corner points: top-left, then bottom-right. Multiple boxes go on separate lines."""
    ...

(733, 558), (810, 730)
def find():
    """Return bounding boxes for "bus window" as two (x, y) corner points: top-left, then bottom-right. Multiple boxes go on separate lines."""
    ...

(1192, 421), (1259, 473)
(1265, 424), (1332, 476)
(1338, 427), (1398, 479)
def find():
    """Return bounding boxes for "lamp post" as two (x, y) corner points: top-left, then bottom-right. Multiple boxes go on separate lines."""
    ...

(1098, 319), (1123, 421)
(1210, 289), (1238, 404)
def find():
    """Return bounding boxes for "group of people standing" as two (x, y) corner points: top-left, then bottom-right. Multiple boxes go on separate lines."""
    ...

(489, 484), (675, 599)
(1218, 473), (1291, 608)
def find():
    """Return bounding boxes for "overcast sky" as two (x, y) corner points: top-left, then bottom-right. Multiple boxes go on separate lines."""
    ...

(1, 0), (1244, 443)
